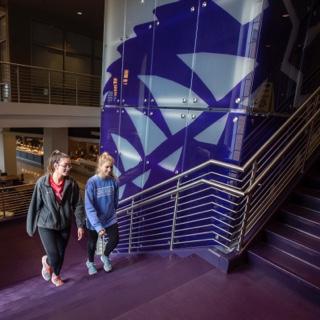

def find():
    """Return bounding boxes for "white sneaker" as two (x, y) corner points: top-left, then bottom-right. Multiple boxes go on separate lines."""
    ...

(100, 255), (112, 272)
(86, 260), (97, 275)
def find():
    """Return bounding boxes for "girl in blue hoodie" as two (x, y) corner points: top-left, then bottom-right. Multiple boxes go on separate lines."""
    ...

(85, 152), (119, 275)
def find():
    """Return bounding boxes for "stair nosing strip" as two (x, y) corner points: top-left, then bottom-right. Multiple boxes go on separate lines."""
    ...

(283, 211), (320, 226)
(285, 203), (320, 215)
(266, 228), (320, 255)
(269, 243), (320, 270)
(249, 248), (320, 289)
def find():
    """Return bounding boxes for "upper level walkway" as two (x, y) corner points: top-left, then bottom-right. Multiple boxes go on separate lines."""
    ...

(0, 61), (100, 128)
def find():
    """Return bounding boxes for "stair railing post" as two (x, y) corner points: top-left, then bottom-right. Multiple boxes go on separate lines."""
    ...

(128, 198), (134, 254)
(237, 161), (258, 251)
(170, 178), (181, 251)
(301, 94), (319, 174)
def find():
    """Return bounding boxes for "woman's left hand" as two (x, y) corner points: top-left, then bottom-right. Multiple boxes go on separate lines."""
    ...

(77, 227), (85, 240)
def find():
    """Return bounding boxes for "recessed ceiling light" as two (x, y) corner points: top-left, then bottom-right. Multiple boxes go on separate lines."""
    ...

(77, 11), (83, 16)
(282, 13), (289, 18)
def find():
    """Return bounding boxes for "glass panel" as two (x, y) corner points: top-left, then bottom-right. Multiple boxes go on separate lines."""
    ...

(147, 0), (199, 108)
(100, 107), (122, 182)
(121, 0), (156, 107)
(143, 107), (187, 186)
(102, 0), (126, 106)
(116, 107), (148, 199)
(183, 110), (236, 170)
(191, 1), (259, 109)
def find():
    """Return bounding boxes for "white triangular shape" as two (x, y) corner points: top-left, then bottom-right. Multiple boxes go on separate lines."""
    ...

(118, 185), (125, 199)
(159, 147), (183, 172)
(113, 164), (121, 178)
(194, 114), (228, 145)
(111, 133), (142, 171)
(125, 0), (179, 38)
(212, 0), (267, 25)
(138, 75), (207, 108)
(160, 109), (185, 135)
(132, 170), (151, 188)
(126, 108), (167, 155)
(178, 53), (255, 101)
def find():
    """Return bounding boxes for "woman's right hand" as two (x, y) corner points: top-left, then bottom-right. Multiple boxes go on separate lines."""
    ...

(98, 229), (106, 237)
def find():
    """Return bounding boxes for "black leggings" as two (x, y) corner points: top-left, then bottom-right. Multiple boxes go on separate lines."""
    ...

(38, 227), (71, 276)
(87, 223), (119, 262)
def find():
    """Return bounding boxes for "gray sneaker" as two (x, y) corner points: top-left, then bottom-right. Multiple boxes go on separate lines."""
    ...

(100, 255), (112, 272)
(86, 260), (97, 275)
(41, 255), (52, 281)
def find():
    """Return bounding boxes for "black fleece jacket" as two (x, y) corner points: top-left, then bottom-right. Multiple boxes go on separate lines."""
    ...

(26, 175), (85, 236)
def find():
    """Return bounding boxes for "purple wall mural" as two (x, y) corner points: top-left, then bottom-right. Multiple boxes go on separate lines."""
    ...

(101, 0), (320, 201)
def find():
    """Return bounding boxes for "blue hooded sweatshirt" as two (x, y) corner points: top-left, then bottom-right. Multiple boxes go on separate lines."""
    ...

(85, 175), (118, 232)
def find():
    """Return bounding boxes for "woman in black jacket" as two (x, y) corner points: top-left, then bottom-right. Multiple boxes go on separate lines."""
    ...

(27, 150), (85, 287)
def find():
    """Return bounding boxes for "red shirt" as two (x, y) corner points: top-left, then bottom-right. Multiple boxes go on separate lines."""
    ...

(49, 176), (65, 203)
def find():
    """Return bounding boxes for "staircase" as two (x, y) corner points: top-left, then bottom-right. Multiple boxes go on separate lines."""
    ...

(248, 163), (320, 298)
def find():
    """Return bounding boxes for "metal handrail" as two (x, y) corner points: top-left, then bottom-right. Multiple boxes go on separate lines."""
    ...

(118, 87), (320, 211)
(0, 61), (100, 79)
(0, 61), (101, 107)
(115, 85), (320, 255)
(243, 87), (320, 170)
(119, 160), (244, 207)
(247, 107), (320, 194)
(0, 183), (34, 219)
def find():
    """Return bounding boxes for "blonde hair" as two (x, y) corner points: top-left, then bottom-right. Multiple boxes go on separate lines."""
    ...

(96, 152), (116, 178)
(47, 150), (70, 175)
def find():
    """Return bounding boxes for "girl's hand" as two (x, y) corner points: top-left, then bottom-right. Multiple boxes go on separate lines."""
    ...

(77, 227), (85, 240)
(98, 229), (106, 237)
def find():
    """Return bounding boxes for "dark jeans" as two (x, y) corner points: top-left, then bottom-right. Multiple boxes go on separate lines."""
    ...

(38, 227), (71, 276)
(87, 223), (119, 262)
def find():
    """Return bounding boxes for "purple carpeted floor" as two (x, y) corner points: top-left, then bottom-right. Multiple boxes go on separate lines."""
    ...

(1, 218), (319, 320)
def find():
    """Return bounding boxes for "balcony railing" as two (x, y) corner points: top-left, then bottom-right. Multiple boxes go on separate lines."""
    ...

(0, 61), (101, 107)
(0, 184), (34, 220)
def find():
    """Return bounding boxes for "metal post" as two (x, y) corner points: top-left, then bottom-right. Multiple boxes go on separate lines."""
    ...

(0, 188), (5, 217)
(48, 71), (51, 104)
(75, 77), (78, 105)
(16, 65), (20, 102)
(237, 161), (257, 251)
(128, 198), (134, 253)
(170, 178), (181, 251)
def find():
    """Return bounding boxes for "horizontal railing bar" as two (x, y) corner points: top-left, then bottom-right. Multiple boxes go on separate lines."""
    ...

(174, 238), (229, 249)
(177, 208), (243, 225)
(1, 61), (100, 78)
(178, 187), (241, 207)
(176, 219), (233, 234)
(243, 86), (320, 170)
(247, 107), (320, 194)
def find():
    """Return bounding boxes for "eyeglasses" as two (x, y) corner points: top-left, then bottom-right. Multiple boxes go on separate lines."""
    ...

(59, 164), (72, 169)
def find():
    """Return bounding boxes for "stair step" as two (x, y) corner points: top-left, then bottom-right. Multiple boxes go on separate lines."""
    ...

(291, 187), (320, 211)
(304, 172), (320, 189)
(266, 222), (320, 267)
(280, 204), (320, 236)
(248, 243), (320, 295)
